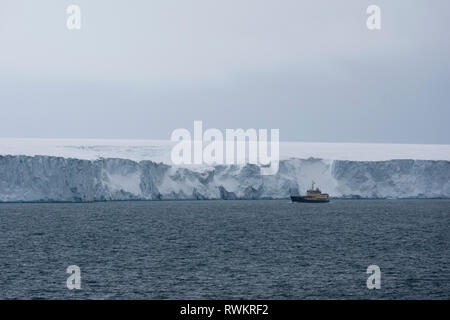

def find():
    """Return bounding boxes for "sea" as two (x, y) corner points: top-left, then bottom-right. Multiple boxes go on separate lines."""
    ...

(0, 199), (449, 299)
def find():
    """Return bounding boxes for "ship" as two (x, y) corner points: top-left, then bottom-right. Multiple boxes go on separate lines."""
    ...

(291, 182), (330, 203)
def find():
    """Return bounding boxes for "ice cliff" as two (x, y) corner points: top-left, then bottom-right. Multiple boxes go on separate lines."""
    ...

(0, 155), (449, 202)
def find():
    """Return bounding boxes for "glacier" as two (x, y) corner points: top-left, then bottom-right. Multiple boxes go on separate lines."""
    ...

(1, 138), (450, 162)
(0, 155), (449, 202)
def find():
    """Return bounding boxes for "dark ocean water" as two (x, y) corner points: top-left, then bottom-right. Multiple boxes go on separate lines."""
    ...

(0, 199), (449, 299)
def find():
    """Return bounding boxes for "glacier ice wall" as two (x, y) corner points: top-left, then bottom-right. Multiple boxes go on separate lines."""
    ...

(0, 155), (449, 202)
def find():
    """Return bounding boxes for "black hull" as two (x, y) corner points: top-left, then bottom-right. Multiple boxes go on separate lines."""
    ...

(291, 196), (330, 203)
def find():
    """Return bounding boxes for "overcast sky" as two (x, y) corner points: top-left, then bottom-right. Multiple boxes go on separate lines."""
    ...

(0, 0), (449, 143)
